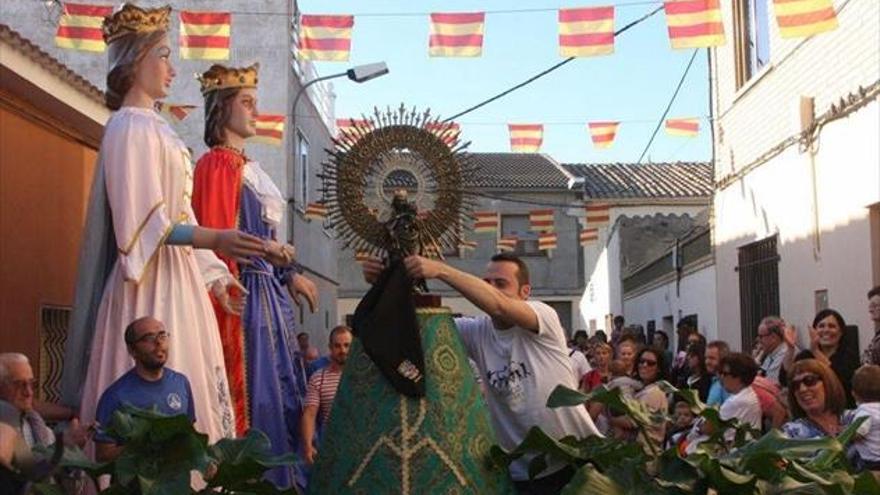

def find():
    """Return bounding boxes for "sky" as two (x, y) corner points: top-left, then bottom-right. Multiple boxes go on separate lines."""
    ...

(298, 0), (713, 165)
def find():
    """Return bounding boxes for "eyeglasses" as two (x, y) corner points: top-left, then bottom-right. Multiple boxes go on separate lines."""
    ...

(9, 379), (36, 391)
(135, 331), (171, 344)
(638, 359), (658, 367)
(791, 374), (823, 390)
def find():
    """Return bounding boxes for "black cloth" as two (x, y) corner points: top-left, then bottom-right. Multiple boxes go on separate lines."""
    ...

(352, 260), (426, 397)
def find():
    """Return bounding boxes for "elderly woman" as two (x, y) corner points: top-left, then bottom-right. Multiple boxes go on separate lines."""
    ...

(782, 359), (847, 439)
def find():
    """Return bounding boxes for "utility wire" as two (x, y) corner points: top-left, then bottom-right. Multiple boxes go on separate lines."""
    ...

(636, 48), (699, 163)
(444, 5), (665, 122)
(225, 1), (665, 18)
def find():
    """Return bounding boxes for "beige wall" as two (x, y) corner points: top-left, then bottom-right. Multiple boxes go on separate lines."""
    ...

(0, 101), (97, 369)
(711, 0), (880, 351)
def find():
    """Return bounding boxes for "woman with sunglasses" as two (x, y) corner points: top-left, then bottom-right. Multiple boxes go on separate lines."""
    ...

(782, 359), (847, 439)
(609, 347), (669, 451)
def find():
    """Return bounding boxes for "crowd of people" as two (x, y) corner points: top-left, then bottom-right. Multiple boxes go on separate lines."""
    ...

(568, 285), (880, 475)
(1, 3), (879, 494)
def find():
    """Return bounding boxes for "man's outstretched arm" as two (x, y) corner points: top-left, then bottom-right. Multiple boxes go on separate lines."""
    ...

(403, 255), (539, 332)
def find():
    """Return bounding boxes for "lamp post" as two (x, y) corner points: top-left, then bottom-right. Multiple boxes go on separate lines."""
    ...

(288, 62), (389, 241)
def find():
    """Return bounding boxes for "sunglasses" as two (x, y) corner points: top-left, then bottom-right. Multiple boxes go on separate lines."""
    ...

(638, 359), (658, 366)
(791, 374), (822, 390)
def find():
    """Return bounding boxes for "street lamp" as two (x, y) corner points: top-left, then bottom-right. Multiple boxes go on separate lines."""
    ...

(288, 62), (389, 241)
(291, 62), (389, 124)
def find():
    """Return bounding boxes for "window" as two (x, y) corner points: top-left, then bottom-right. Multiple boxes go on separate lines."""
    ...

(734, 0), (771, 89)
(501, 214), (542, 256)
(737, 235), (780, 353)
(296, 129), (309, 210)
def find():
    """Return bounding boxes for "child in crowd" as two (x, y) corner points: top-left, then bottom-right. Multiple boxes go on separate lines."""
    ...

(665, 400), (696, 451)
(606, 359), (643, 439)
(607, 359), (643, 399)
(843, 365), (880, 472)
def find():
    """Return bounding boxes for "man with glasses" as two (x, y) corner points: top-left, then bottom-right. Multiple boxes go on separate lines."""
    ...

(94, 317), (195, 462)
(862, 286), (880, 365)
(755, 316), (789, 386)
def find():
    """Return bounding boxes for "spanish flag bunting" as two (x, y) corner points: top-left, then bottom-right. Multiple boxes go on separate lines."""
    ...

(529, 210), (555, 232)
(429, 12), (485, 57)
(459, 239), (478, 251)
(55, 3), (113, 52)
(558, 6), (615, 58)
(497, 236), (518, 253)
(336, 118), (373, 144)
(579, 228), (599, 246)
(249, 114), (285, 146)
(509, 124), (543, 152)
(585, 202), (611, 226)
(665, 118), (700, 137)
(473, 211), (499, 233)
(425, 122), (461, 147)
(179, 11), (231, 60)
(772, 0), (838, 38)
(304, 202), (328, 220)
(299, 15), (355, 61)
(157, 103), (197, 123)
(355, 251), (372, 263)
(588, 122), (620, 149)
(664, 0), (725, 50)
(538, 232), (558, 251)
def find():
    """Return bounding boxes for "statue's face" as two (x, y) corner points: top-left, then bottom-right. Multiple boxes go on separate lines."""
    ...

(225, 87), (258, 139)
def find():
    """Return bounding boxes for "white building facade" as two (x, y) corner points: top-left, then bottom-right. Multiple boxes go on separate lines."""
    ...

(710, 0), (880, 352)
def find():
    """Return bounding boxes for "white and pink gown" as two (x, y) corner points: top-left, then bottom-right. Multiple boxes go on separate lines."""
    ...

(75, 106), (235, 442)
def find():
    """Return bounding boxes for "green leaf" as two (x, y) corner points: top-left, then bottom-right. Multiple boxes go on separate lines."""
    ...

(852, 471), (880, 495)
(206, 430), (297, 491)
(561, 463), (625, 495)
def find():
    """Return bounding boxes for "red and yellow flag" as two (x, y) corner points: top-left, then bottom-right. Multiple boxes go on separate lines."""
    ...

(299, 15), (354, 61)
(773, 0), (838, 38)
(664, 0), (725, 49)
(585, 202), (611, 226)
(497, 236), (518, 253)
(179, 11), (231, 60)
(249, 114), (285, 146)
(429, 12), (485, 57)
(336, 118), (373, 144)
(157, 103), (197, 123)
(509, 124), (543, 152)
(539, 232), (558, 251)
(558, 6), (615, 57)
(665, 118), (700, 137)
(426, 122), (461, 147)
(473, 211), (499, 233)
(588, 122), (620, 149)
(529, 210), (555, 232)
(579, 228), (599, 246)
(55, 3), (113, 52)
(304, 202), (328, 221)
(355, 251), (372, 263)
(459, 239), (478, 251)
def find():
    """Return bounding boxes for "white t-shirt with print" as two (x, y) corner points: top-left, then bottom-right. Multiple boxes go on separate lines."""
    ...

(455, 300), (602, 480)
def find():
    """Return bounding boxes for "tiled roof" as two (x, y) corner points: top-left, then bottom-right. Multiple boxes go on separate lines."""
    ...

(466, 153), (570, 189)
(562, 162), (712, 199)
(0, 24), (104, 104)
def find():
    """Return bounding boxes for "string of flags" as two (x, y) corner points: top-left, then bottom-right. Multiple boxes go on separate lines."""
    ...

(54, 1), (841, 61)
(156, 102), (196, 122)
(348, 201), (613, 261)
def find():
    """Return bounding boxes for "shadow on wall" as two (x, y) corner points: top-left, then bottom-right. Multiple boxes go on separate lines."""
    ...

(714, 212), (876, 355)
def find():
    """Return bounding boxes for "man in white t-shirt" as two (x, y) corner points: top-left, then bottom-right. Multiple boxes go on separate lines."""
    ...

(367, 252), (601, 493)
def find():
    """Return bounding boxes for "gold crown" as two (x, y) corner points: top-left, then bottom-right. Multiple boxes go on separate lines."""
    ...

(102, 4), (171, 44)
(197, 63), (260, 95)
